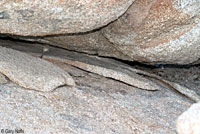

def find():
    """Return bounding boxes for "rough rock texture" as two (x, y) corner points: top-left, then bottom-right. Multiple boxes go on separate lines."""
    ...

(102, 0), (200, 64)
(0, 61), (192, 134)
(0, 46), (75, 92)
(31, 31), (131, 61)
(0, 0), (200, 65)
(1, 38), (200, 133)
(0, 0), (134, 36)
(176, 102), (200, 134)
(150, 66), (200, 97)
(0, 38), (161, 91)
(0, 73), (7, 84)
(2, 38), (200, 102)
(15, 0), (200, 65)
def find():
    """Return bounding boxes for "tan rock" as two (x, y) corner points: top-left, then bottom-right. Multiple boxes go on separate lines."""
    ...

(0, 39), (196, 133)
(0, 66), (192, 134)
(102, 0), (200, 64)
(31, 31), (131, 61)
(177, 102), (200, 134)
(0, 0), (134, 36)
(0, 46), (75, 92)
(3, 39), (199, 102)
(0, 73), (7, 84)
(14, 0), (200, 64)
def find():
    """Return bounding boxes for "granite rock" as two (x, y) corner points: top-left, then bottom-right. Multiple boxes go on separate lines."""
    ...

(0, 62), (192, 134)
(102, 0), (200, 64)
(0, 73), (7, 84)
(16, 0), (200, 65)
(0, 39), (161, 91)
(32, 31), (131, 61)
(0, 0), (134, 36)
(0, 39), (197, 133)
(0, 46), (75, 92)
(2, 38), (200, 102)
(177, 102), (200, 134)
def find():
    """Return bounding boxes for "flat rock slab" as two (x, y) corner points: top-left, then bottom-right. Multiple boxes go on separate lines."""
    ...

(1, 39), (161, 91)
(0, 39), (197, 133)
(2, 39), (200, 102)
(0, 46), (75, 92)
(0, 0), (134, 36)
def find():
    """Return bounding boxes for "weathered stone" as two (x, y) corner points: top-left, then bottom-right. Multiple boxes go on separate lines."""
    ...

(150, 66), (200, 97)
(176, 102), (200, 134)
(102, 0), (200, 64)
(45, 57), (161, 91)
(0, 0), (134, 36)
(0, 46), (75, 92)
(1, 38), (199, 133)
(0, 64), (192, 133)
(2, 39), (200, 102)
(0, 39), (161, 91)
(22, 31), (131, 61)
(14, 0), (200, 65)
(0, 73), (7, 84)
(0, 38), (44, 57)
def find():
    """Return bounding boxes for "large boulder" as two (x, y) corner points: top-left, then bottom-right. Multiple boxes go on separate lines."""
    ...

(0, 59), (192, 134)
(0, 0), (134, 36)
(102, 0), (200, 64)
(15, 0), (200, 65)
(1, 0), (200, 65)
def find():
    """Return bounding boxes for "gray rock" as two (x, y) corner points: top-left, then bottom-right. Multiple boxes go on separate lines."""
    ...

(102, 0), (200, 64)
(176, 102), (200, 134)
(44, 57), (161, 91)
(0, 39), (161, 91)
(0, 73), (7, 84)
(0, 46), (75, 92)
(1, 0), (200, 65)
(0, 0), (134, 36)
(15, 0), (200, 65)
(0, 65), (192, 134)
(30, 31), (131, 61)
(0, 38), (196, 133)
(3, 39), (199, 102)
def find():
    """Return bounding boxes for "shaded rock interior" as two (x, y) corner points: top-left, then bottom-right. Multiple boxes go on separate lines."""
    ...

(0, 35), (200, 133)
(1, 35), (200, 96)
(0, 1), (200, 133)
